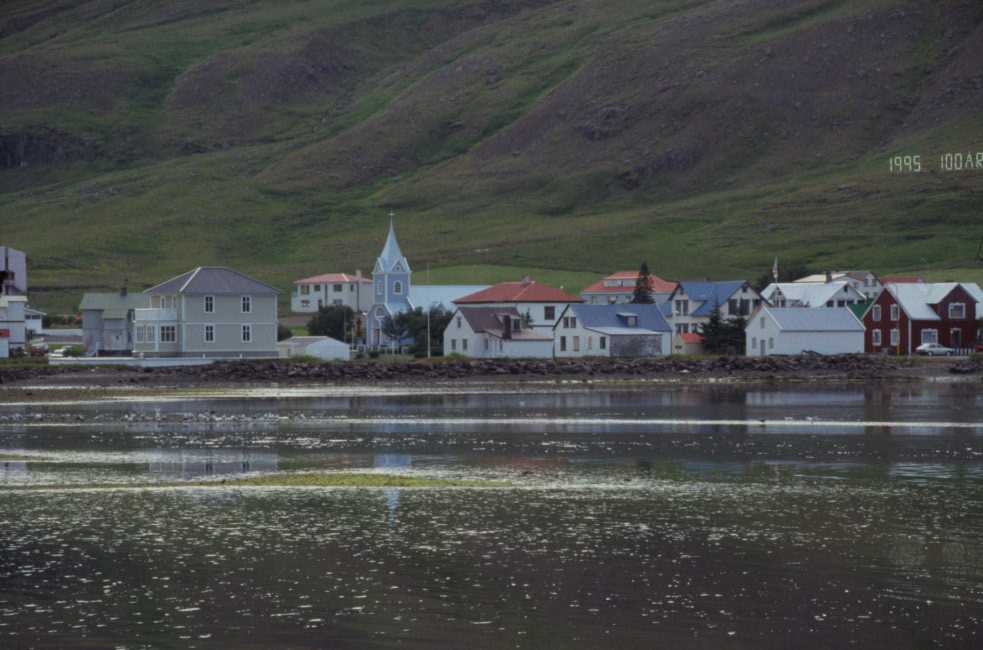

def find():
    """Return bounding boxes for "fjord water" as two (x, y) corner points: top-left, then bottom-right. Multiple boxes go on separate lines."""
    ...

(2, 381), (983, 649)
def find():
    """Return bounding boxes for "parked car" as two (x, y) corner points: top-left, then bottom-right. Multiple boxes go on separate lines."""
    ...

(915, 342), (954, 356)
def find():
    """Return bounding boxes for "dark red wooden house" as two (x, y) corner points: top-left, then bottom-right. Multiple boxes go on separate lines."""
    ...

(863, 283), (983, 354)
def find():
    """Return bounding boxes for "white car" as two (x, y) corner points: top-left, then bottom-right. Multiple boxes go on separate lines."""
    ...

(915, 342), (953, 356)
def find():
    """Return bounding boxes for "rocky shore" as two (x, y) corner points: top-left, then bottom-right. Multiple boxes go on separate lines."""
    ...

(2, 354), (970, 388)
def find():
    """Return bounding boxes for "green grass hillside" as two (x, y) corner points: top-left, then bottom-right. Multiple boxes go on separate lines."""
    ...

(1, 0), (982, 313)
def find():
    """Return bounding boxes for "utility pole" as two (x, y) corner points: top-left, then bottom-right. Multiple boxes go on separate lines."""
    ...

(426, 262), (431, 358)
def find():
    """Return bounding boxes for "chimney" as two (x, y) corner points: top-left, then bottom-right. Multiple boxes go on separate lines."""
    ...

(825, 270), (832, 283)
(355, 269), (362, 280)
(502, 314), (512, 340)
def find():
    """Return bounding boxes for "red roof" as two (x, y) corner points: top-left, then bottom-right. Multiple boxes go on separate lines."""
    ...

(680, 332), (704, 344)
(880, 275), (924, 284)
(582, 271), (678, 294)
(454, 279), (583, 304)
(295, 273), (371, 285)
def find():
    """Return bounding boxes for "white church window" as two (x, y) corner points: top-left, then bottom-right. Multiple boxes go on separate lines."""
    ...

(376, 281), (383, 295)
(394, 281), (403, 295)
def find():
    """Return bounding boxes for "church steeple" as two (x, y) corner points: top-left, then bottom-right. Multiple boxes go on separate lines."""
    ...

(375, 210), (411, 274)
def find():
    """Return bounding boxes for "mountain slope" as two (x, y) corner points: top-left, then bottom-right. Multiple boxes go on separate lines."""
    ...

(1, 0), (982, 312)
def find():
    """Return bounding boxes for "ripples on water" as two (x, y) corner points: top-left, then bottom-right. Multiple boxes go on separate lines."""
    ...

(1, 383), (983, 648)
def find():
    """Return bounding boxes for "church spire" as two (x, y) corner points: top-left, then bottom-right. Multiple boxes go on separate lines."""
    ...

(375, 210), (411, 274)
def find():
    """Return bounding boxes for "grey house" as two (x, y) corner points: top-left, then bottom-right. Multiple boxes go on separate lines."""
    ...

(79, 290), (151, 356)
(133, 267), (279, 358)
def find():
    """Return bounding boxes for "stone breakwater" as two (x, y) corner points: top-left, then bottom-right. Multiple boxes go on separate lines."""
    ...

(0, 354), (925, 386)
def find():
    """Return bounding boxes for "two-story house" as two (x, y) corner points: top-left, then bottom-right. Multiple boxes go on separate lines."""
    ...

(580, 271), (677, 305)
(553, 303), (672, 357)
(291, 272), (373, 314)
(452, 278), (583, 335)
(79, 289), (151, 356)
(443, 307), (553, 358)
(666, 280), (764, 336)
(761, 281), (867, 309)
(862, 282), (983, 355)
(133, 267), (280, 358)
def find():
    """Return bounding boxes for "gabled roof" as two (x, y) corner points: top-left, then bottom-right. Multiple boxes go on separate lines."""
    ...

(582, 272), (678, 294)
(762, 281), (860, 308)
(79, 292), (151, 319)
(886, 282), (983, 321)
(565, 303), (671, 334)
(295, 273), (371, 285)
(145, 267), (280, 295)
(680, 332), (704, 344)
(762, 306), (864, 332)
(794, 271), (876, 283)
(676, 280), (749, 316)
(454, 278), (582, 304)
(457, 306), (551, 341)
(409, 285), (489, 312)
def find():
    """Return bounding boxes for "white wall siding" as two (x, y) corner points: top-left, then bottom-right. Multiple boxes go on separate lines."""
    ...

(746, 312), (864, 356)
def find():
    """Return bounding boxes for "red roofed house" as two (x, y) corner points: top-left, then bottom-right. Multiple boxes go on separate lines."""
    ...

(863, 282), (983, 355)
(291, 272), (373, 314)
(453, 277), (583, 335)
(879, 275), (925, 285)
(581, 271), (678, 305)
(676, 332), (704, 355)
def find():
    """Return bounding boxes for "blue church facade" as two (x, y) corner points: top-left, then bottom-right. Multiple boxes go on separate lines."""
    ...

(366, 218), (487, 348)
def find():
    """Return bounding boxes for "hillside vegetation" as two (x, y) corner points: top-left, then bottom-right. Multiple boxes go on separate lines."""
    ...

(1, 0), (982, 312)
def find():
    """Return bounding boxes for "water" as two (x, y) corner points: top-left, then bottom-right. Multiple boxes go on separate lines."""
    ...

(1, 381), (982, 648)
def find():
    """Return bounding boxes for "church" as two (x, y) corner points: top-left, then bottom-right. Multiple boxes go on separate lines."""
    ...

(366, 217), (487, 348)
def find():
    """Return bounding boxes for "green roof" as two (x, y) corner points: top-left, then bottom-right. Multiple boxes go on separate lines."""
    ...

(78, 292), (150, 320)
(848, 301), (872, 320)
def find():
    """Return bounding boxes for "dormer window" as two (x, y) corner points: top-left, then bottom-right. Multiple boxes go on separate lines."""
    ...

(627, 316), (637, 327)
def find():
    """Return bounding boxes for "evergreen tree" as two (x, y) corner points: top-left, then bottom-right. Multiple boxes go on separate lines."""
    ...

(632, 261), (654, 304)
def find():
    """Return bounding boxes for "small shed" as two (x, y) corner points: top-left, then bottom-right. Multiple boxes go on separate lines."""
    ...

(277, 336), (350, 361)
(674, 332), (704, 355)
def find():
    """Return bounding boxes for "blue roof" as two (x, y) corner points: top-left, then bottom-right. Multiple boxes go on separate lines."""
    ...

(678, 281), (748, 316)
(567, 303), (671, 333)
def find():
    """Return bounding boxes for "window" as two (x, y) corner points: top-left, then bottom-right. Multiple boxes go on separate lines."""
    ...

(135, 326), (145, 343)
(560, 336), (567, 352)
(204, 325), (215, 343)
(462, 339), (468, 351)
(570, 317), (577, 328)
(873, 305), (881, 321)
(241, 296), (252, 314)
(751, 336), (757, 349)
(376, 281), (384, 295)
(393, 281), (403, 295)
(333, 284), (343, 292)
(728, 299), (738, 314)
(332, 300), (342, 306)
(921, 329), (938, 344)
(949, 303), (966, 319)
(769, 337), (774, 350)
(203, 295), (215, 313)
(675, 300), (689, 316)
(484, 338), (490, 351)
(890, 304), (899, 321)
(826, 301), (834, 307)
(625, 316), (637, 327)
(872, 330), (882, 346)
(451, 339), (457, 351)
(760, 317), (766, 329)
(350, 284), (355, 291)
(313, 285), (320, 292)
(512, 319), (520, 332)
(544, 306), (556, 320)
(160, 326), (176, 343)
(890, 328), (899, 346)
(573, 336), (580, 352)
(562, 317), (569, 328)
(587, 336), (593, 350)
(456, 317), (462, 329)
(242, 325), (252, 343)
(301, 285), (310, 295)
(146, 326), (155, 342)
(599, 336), (606, 350)
(836, 300), (845, 307)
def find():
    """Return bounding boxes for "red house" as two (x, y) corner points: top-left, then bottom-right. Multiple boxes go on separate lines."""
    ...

(863, 283), (983, 354)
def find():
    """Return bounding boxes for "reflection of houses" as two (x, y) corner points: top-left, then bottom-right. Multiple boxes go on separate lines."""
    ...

(290, 272), (373, 314)
(146, 450), (278, 479)
(79, 289), (150, 356)
(553, 303), (672, 357)
(862, 282), (983, 354)
(746, 305), (864, 356)
(580, 271), (677, 305)
(443, 306), (553, 358)
(133, 266), (280, 358)
(366, 219), (487, 347)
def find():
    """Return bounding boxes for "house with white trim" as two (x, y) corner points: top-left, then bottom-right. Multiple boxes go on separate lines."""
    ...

(451, 278), (583, 335)
(666, 280), (764, 337)
(291, 272), (373, 314)
(761, 281), (867, 309)
(443, 306), (553, 358)
(746, 305), (865, 356)
(580, 271), (677, 305)
(133, 266), (280, 358)
(794, 271), (881, 300)
(862, 282), (983, 355)
(553, 303), (672, 357)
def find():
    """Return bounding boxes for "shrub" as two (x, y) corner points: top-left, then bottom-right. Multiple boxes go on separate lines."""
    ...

(63, 345), (85, 357)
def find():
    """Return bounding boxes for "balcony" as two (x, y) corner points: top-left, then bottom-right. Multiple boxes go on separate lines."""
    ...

(135, 308), (177, 322)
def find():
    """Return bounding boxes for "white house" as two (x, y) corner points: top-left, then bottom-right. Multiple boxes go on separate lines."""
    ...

(746, 306), (865, 356)
(553, 303), (672, 357)
(0, 295), (28, 354)
(580, 271), (677, 305)
(794, 271), (882, 301)
(291, 272), (373, 314)
(24, 307), (45, 337)
(277, 336), (351, 361)
(762, 281), (867, 309)
(443, 306), (553, 358)
(666, 280), (764, 336)
(452, 278), (583, 335)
